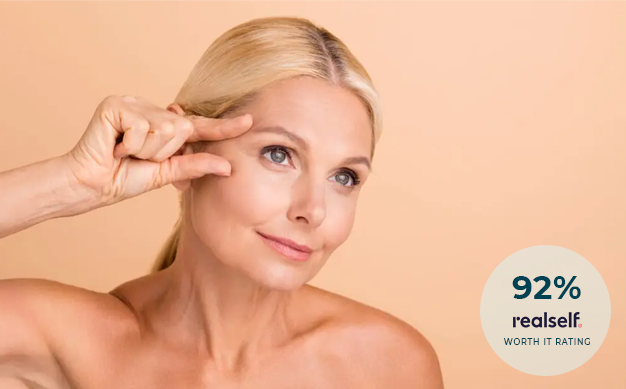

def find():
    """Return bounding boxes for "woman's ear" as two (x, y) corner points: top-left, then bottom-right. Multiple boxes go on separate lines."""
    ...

(166, 103), (185, 115)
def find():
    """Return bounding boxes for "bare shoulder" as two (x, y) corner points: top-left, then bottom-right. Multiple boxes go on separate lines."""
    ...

(0, 278), (136, 351)
(0, 278), (136, 386)
(0, 277), (133, 320)
(302, 285), (444, 389)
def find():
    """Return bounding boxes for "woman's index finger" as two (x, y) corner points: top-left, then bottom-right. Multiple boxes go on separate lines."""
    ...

(186, 114), (253, 142)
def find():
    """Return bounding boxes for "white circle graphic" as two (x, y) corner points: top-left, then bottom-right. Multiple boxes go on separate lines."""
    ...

(480, 245), (611, 376)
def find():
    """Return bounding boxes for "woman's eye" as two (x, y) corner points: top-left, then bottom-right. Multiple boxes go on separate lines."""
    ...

(262, 147), (360, 188)
(330, 170), (360, 187)
(262, 146), (292, 166)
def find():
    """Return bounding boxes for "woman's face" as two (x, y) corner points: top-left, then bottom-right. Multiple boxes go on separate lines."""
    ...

(186, 76), (373, 290)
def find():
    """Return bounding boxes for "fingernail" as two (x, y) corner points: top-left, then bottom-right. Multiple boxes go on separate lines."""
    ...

(210, 163), (231, 176)
(213, 168), (231, 176)
(238, 113), (252, 125)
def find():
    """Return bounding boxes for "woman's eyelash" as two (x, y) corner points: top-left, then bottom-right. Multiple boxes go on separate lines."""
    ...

(261, 145), (293, 164)
(338, 169), (361, 186)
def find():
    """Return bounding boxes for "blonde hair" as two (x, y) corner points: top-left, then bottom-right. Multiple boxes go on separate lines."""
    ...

(152, 16), (382, 273)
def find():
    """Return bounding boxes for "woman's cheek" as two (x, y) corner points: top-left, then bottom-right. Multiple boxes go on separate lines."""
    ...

(323, 195), (358, 248)
(222, 161), (293, 222)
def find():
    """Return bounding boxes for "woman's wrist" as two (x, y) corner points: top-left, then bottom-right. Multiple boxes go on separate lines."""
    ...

(47, 153), (105, 218)
(0, 155), (102, 238)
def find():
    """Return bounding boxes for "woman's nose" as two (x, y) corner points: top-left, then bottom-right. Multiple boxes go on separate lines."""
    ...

(287, 176), (326, 228)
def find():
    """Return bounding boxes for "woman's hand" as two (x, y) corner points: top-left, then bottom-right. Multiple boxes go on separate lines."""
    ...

(64, 95), (252, 205)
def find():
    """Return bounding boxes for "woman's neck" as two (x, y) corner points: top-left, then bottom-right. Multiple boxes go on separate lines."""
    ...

(130, 238), (301, 374)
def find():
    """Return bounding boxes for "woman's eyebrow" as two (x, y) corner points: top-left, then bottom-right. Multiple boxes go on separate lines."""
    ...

(253, 125), (371, 171)
(342, 156), (371, 171)
(253, 126), (309, 151)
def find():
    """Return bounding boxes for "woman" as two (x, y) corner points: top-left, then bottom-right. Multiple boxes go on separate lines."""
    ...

(0, 16), (443, 388)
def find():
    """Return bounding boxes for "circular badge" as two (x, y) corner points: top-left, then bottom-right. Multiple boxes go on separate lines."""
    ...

(480, 245), (611, 376)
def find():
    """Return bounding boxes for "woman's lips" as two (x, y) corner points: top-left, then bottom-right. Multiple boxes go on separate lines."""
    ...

(257, 232), (313, 262)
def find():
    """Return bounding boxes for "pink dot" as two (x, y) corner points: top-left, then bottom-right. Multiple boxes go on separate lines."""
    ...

(579, 324), (582, 328)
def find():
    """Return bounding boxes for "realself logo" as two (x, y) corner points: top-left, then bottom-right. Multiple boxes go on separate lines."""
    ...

(513, 312), (580, 328)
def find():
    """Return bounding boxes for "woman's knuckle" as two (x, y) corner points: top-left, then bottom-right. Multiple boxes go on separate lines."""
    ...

(103, 94), (120, 103)
(177, 118), (194, 133)
(136, 119), (150, 133)
(99, 94), (122, 110)
(159, 121), (176, 137)
(120, 95), (137, 103)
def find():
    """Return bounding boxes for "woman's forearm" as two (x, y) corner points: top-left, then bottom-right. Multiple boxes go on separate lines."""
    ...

(0, 155), (99, 239)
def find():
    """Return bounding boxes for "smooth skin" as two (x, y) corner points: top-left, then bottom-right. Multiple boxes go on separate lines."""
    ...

(0, 77), (444, 388)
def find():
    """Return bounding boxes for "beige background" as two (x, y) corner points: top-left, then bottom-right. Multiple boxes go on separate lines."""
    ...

(0, 2), (624, 388)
